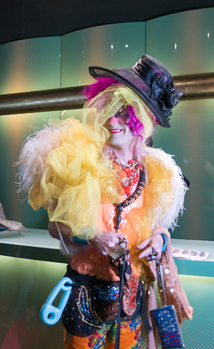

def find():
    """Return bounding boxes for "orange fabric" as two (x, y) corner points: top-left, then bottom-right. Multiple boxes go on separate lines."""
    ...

(70, 193), (145, 281)
(63, 327), (95, 349)
(105, 320), (143, 349)
(70, 156), (174, 282)
(63, 318), (143, 349)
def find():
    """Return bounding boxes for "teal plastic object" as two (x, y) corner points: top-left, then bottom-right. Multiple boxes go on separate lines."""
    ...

(40, 277), (73, 325)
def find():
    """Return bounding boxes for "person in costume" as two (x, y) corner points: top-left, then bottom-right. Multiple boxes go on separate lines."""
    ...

(17, 55), (193, 349)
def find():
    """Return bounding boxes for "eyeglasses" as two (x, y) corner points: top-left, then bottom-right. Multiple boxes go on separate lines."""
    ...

(115, 104), (129, 118)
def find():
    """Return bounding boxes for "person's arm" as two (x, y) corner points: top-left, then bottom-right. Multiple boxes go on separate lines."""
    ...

(48, 221), (128, 255)
(48, 221), (74, 243)
(137, 225), (193, 324)
(137, 225), (165, 261)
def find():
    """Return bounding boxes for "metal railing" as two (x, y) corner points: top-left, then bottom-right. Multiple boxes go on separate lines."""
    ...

(0, 72), (214, 115)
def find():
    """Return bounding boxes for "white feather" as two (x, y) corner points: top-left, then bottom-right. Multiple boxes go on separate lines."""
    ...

(15, 124), (60, 194)
(145, 147), (188, 231)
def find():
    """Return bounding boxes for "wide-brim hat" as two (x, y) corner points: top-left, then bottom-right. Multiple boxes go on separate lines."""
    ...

(89, 54), (183, 128)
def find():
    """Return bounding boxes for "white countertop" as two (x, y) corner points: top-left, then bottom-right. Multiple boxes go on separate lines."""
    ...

(0, 229), (214, 276)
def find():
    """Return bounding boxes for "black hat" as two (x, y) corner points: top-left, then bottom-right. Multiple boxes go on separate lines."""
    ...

(89, 54), (183, 128)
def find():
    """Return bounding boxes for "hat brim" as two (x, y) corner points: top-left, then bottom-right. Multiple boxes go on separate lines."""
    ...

(89, 66), (170, 128)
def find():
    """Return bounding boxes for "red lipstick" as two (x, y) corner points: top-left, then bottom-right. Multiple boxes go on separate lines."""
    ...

(109, 128), (122, 134)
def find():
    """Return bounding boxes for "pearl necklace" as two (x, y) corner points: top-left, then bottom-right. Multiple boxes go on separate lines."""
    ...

(109, 152), (143, 196)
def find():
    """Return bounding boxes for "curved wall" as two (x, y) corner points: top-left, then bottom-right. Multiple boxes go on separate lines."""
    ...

(0, 9), (214, 240)
(146, 8), (214, 240)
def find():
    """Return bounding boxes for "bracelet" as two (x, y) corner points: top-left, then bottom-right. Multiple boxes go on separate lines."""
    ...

(161, 233), (167, 252)
(72, 229), (92, 245)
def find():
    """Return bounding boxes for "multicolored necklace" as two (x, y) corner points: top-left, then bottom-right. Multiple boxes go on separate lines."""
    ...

(109, 152), (143, 196)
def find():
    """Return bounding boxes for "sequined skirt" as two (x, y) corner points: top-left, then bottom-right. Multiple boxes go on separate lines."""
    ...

(62, 265), (142, 337)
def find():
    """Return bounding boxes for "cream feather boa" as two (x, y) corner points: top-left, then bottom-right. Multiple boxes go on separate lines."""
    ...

(144, 146), (187, 231)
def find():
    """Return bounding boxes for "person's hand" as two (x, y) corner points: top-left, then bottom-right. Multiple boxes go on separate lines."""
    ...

(89, 230), (128, 255)
(137, 226), (164, 261)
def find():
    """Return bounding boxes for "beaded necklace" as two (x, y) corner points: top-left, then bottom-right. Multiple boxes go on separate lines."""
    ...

(107, 154), (147, 347)
(109, 152), (143, 196)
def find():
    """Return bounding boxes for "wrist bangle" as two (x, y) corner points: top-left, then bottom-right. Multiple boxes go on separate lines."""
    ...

(72, 229), (92, 245)
(161, 233), (167, 252)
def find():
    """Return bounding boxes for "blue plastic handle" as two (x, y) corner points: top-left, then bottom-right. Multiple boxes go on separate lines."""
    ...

(40, 277), (73, 325)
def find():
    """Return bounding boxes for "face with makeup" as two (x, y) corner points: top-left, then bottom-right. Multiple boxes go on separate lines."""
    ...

(104, 106), (135, 148)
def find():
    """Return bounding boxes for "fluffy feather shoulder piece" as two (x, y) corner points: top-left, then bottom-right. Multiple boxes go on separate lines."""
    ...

(145, 146), (188, 231)
(15, 123), (60, 194)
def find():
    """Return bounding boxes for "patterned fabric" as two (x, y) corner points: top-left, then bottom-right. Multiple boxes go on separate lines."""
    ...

(63, 317), (143, 349)
(62, 266), (143, 338)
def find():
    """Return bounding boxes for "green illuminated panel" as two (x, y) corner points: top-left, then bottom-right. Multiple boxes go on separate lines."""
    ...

(0, 37), (61, 94)
(61, 22), (145, 88)
(0, 256), (65, 348)
(146, 9), (214, 240)
(0, 37), (61, 229)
